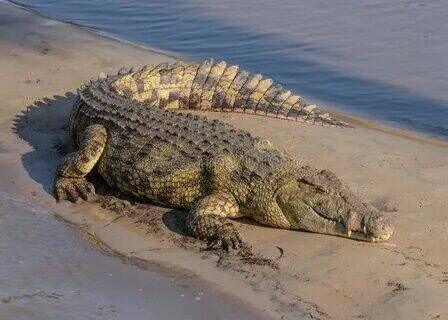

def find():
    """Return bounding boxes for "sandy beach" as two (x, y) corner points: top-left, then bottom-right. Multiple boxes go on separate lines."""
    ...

(1, 2), (448, 319)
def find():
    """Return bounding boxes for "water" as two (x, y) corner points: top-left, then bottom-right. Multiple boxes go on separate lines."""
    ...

(10, 0), (448, 139)
(0, 192), (264, 320)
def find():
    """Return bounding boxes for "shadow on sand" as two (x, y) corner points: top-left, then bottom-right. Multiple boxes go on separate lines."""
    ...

(13, 92), (76, 194)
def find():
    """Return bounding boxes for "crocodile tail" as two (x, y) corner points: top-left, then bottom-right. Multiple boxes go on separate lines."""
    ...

(111, 59), (351, 128)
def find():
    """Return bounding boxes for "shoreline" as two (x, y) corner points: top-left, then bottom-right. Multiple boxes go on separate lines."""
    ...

(1, 2), (448, 319)
(4, 0), (448, 145)
(2, 0), (190, 66)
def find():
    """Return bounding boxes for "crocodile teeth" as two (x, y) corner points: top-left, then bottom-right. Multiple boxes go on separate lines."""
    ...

(347, 230), (352, 237)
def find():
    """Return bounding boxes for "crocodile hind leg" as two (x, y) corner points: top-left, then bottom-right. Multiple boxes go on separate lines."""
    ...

(54, 124), (107, 203)
(186, 192), (244, 251)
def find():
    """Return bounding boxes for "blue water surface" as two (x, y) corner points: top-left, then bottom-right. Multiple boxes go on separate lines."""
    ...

(12, 0), (448, 139)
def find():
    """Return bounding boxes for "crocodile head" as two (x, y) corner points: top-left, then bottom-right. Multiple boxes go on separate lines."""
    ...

(275, 169), (394, 242)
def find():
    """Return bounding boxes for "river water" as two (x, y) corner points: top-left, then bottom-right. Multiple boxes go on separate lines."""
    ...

(0, 192), (264, 320)
(11, 0), (448, 139)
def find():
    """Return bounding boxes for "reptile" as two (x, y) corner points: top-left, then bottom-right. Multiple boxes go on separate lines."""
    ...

(54, 59), (394, 249)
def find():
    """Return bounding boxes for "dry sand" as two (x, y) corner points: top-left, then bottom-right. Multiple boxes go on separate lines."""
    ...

(1, 2), (447, 319)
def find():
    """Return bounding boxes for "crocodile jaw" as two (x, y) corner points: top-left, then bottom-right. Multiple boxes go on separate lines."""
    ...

(335, 211), (394, 242)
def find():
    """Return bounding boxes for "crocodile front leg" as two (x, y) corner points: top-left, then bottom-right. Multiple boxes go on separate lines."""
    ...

(54, 124), (107, 203)
(186, 192), (244, 251)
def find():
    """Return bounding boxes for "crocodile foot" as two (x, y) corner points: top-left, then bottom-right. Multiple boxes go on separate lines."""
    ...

(54, 177), (96, 203)
(206, 223), (244, 251)
(186, 214), (244, 251)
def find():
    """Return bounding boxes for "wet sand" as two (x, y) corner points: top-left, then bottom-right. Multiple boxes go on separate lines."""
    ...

(1, 1), (448, 319)
(0, 192), (266, 320)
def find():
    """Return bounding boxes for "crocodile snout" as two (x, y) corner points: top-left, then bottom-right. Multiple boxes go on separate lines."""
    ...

(364, 214), (394, 242)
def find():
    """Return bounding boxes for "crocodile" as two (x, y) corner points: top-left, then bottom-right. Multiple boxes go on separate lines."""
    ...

(54, 59), (394, 250)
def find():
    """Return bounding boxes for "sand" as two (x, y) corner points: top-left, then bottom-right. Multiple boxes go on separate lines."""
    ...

(1, 2), (447, 319)
(0, 192), (266, 320)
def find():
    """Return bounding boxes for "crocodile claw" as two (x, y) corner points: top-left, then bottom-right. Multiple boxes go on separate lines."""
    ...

(207, 231), (244, 252)
(54, 177), (96, 203)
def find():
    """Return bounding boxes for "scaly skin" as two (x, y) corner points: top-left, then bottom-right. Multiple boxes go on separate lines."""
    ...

(54, 59), (393, 250)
